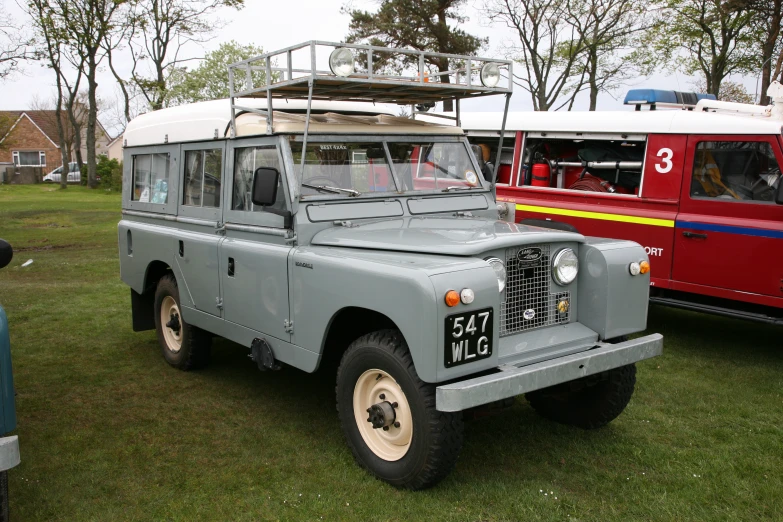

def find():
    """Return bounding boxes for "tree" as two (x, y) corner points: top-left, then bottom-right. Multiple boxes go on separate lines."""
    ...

(729, 0), (783, 104)
(26, 0), (85, 189)
(565, 0), (653, 110)
(344, 0), (486, 111)
(47, 0), (129, 188)
(108, 0), (244, 119)
(483, 0), (588, 111)
(650, 0), (758, 98)
(0, 4), (36, 81)
(166, 41), (266, 105)
(692, 77), (754, 103)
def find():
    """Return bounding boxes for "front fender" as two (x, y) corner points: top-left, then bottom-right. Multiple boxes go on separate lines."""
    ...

(290, 247), (489, 383)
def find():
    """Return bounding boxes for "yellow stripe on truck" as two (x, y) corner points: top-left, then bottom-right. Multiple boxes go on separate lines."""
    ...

(515, 204), (675, 228)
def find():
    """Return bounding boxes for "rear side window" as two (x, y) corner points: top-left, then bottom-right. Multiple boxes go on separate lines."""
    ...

(691, 141), (781, 203)
(132, 153), (170, 203)
(183, 149), (222, 208)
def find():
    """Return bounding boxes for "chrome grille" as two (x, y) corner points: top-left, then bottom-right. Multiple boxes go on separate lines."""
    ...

(500, 244), (571, 336)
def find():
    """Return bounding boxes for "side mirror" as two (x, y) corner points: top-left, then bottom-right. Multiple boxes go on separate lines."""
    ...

(251, 167), (280, 207)
(776, 179), (783, 205)
(0, 239), (12, 270)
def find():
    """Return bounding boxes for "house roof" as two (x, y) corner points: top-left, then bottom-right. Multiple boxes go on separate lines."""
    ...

(0, 109), (113, 146)
(0, 111), (62, 145)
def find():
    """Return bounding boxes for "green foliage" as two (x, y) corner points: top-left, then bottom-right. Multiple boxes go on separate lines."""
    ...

(96, 155), (122, 192)
(166, 41), (267, 105)
(643, 0), (760, 97)
(343, 0), (486, 79)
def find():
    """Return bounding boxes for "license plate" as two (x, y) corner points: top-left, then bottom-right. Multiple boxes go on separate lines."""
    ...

(444, 308), (494, 368)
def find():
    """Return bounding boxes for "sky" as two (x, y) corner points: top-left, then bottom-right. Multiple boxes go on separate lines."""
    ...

(0, 0), (762, 136)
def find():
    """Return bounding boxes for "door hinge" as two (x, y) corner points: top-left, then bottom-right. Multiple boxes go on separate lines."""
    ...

(215, 297), (223, 310)
(284, 319), (294, 333)
(215, 222), (226, 235)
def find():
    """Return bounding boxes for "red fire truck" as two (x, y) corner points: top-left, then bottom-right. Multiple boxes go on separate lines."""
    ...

(448, 88), (783, 325)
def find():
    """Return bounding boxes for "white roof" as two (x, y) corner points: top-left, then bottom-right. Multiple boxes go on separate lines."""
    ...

(124, 98), (460, 147)
(421, 109), (783, 136)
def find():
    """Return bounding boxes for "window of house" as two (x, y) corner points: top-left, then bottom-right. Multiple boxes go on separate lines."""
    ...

(12, 151), (46, 167)
(183, 149), (222, 208)
(232, 146), (285, 212)
(691, 141), (781, 203)
(132, 153), (170, 203)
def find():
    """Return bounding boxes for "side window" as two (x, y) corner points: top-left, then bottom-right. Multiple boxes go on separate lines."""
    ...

(132, 153), (170, 203)
(232, 146), (285, 212)
(691, 141), (782, 203)
(183, 149), (222, 208)
(519, 137), (645, 195)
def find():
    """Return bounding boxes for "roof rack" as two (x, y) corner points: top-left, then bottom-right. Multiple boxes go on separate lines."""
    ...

(227, 40), (512, 136)
(227, 40), (513, 195)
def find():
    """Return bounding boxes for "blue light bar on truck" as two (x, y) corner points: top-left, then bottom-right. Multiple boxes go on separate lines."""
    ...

(624, 89), (716, 110)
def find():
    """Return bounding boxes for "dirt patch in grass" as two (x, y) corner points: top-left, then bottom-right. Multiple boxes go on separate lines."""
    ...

(14, 244), (76, 252)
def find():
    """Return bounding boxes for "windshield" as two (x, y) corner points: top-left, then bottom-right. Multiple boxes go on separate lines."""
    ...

(290, 140), (482, 198)
(388, 142), (480, 192)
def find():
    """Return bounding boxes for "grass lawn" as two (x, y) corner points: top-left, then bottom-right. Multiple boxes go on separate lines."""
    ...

(0, 184), (781, 521)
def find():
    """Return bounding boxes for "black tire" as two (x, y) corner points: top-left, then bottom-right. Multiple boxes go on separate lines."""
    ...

(525, 363), (637, 429)
(336, 330), (463, 490)
(153, 274), (211, 370)
(0, 470), (8, 522)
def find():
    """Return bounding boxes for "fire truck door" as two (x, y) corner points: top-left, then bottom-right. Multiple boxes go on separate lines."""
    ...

(673, 135), (783, 299)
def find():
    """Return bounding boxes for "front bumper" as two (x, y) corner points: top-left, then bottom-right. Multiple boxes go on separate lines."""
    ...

(0, 435), (19, 472)
(436, 333), (663, 412)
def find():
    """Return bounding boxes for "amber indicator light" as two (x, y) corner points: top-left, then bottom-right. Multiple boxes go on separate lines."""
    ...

(444, 290), (460, 307)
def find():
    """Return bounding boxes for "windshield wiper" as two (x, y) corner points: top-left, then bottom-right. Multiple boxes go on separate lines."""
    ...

(302, 183), (361, 197)
(442, 185), (479, 192)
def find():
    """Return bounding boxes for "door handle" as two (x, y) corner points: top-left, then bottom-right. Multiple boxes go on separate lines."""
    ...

(178, 240), (184, 256)
(228, 257), (235, 277)
(682, 231), (708, 239)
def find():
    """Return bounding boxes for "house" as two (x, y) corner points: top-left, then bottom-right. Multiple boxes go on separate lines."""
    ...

(106, 134), (124, 162)
(0, 110), (112, 172)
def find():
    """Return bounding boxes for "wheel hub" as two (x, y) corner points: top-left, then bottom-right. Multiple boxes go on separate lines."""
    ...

(352, 369), (413, 461)
(367, 400), (397, 430)
(166, 312), (181, 333)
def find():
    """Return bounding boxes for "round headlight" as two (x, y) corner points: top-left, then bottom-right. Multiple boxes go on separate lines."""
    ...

(485, 257), (506, 292)
(480, 63), (500, 88)
(329, 48), (355, 77)
(552, 248), (578, 285)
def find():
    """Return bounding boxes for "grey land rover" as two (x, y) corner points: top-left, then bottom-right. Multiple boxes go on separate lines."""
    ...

(118, 42), (663, 489)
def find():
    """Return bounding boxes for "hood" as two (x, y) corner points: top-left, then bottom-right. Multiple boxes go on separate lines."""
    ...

(310, 217), (584, 256)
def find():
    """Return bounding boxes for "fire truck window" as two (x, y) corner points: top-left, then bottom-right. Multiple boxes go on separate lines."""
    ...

(519, 137), (644, 195)
(691, 141), (781, 203)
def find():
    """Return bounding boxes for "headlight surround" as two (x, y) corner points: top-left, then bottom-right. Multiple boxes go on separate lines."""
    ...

(485, 257), (506, 292)
(552, 248), (578, 285)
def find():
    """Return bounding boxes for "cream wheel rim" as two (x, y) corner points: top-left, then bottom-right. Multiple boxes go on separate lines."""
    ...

(353, 369), (413, 461)
(160, 295), (182, 353)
